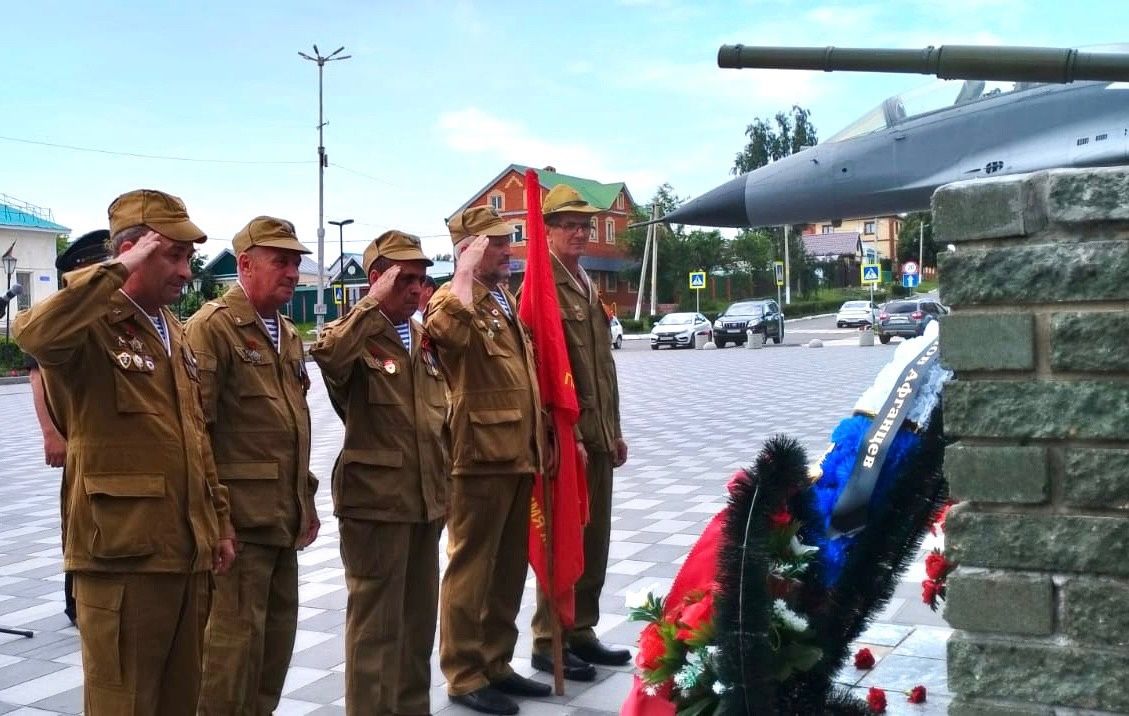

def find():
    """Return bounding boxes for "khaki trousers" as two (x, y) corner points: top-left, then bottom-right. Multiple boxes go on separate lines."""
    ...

(339, 517), (443, 716)
(440, 474), (533, 696)
(198, 543), (299, 716)
(532, 450), (613, 652)
(75, 571), (211, 716)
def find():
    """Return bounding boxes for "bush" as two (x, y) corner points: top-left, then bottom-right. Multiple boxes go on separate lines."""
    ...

(0, 340), (29, 376)
(619, 318), (649, 333)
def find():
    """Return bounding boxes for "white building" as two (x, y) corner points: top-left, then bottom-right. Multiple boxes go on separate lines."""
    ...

(1, 195), (70, 318)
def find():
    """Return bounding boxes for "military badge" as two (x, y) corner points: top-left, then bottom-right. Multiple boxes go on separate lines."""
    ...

(144, 356), (155, 372)
(132, 354), (144, 369)
(129, 338), (145, 353)
(182, 345), (200, 382)
(117, 352), (132, 369)
(382, 359), (397, 375)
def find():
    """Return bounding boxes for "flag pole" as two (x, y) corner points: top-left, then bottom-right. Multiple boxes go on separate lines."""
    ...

(543, 456), (566, 695)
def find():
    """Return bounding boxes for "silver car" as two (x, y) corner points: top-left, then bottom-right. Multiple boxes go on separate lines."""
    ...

(650, 312), (713, 350)
(836, 300), (878, 328)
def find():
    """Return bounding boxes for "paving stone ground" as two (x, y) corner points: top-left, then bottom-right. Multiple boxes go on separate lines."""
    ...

(0, 341), (951, 714)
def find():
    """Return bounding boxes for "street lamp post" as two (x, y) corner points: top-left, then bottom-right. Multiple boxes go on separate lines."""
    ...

(2, 251), (16, 341)
(299, 44), (351, 337)
(919, 221), (929, 275)
(329, 218), (354, 316)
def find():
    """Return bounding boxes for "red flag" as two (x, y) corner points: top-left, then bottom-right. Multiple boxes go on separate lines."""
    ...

(518, 168), (587, 628)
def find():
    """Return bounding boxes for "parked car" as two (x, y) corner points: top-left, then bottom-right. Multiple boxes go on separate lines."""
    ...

(610, 316), (624, 350)
(836, 300), (878, 328)
(875, 299), (949, 343)
(650, 312), (713, 350)
(712, 299), (784, 348)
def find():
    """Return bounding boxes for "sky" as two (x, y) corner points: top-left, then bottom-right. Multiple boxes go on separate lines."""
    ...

(2, 0), (1126, 266)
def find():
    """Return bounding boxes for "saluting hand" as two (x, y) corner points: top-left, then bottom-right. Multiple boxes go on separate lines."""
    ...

(368, 264), (401, 304)
(117, 230), (164, 274)
(456, 235), (491, 276)
(213, 537), (236, 575)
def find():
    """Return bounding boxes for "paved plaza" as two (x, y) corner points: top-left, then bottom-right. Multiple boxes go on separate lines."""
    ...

(0, 340), (951, 714)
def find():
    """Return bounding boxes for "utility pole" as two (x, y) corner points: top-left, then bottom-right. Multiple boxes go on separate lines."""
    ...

(919, 220), (929, 275)
(329, 218), (354, 316)
(650, 212), (659, 320)
(783, 224), (791, 305)
(299, 44), (351, 337)
(633, 218), (652, 321)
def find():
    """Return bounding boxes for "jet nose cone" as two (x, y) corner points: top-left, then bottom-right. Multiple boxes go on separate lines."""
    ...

(660, 173), (750, 228)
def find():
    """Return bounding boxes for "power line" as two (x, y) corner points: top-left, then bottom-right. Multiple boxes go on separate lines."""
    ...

(0, 135), (310, 165)
(329, 162), (403, 188)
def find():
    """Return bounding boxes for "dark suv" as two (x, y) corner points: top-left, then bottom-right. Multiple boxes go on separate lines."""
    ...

(712, 299), (784, 348)
(875, 299), (948, 343)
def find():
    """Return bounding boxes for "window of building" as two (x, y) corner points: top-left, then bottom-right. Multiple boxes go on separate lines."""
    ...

(488, 193), (503, 211)
(821, 224), (833, 234)
(15, 271), (31, 310)
(589, 217), (598, 242)
(864, 221), (876, 235)
(605, 219), (615, 244)
(512, 222), (525, 244)
(616, 193), (624, 210)
(626, 279), (637, 293)
(606, 271), (618, 292)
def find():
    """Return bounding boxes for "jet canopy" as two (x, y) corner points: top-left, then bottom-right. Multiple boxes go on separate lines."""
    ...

(825, 78), (1034, 143)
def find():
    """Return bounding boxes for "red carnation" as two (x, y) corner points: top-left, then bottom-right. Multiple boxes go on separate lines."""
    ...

(925, 550), (950, 580)
(854, 647), (875, 670)
(676, 592), (714, 640)
(767, 508), (792, 529)
(908, 685), (927, 703)
(636, 623), (666, 671)
(867, 687), (887, 713)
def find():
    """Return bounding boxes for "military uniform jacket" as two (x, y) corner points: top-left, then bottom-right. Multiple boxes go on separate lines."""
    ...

(520, 256), (623, 454)
(184, 285), (318, 548)
(311, 295), (448, 522)
(424, 282), (544, 477)
(12, 261), (232, 574)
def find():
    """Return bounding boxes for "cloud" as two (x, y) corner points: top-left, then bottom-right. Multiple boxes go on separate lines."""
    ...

(436, 107), (664, 195)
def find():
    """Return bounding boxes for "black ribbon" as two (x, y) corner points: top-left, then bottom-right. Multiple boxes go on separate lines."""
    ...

(830, 340), (940, 537)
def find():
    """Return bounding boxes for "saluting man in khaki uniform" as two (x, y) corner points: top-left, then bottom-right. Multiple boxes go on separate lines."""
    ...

(185, 216), (320, 715)
(310, 231), (448, 716)
(426, 206), (550, 716)
(13, 189), (236, 716)
(525, 186), (631, 678)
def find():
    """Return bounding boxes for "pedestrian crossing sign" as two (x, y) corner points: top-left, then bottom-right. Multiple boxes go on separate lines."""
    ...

(861, 263), (881, 285)
(689, 271), (706, 290)
(333, 286), (344, 304)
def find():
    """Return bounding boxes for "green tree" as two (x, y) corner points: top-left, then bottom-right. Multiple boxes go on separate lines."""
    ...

(896, 212), (938, 268)
(732, 105), (818, 176)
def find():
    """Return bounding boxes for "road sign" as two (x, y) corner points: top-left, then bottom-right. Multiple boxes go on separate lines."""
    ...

(314, 303), (328, 316)
(333, 286), (344, 305)
(689, 271), (706, 290)
(774, 261), (784, 287)
(902, 261), (919, 276)
(861, 263), (881, 285)
(902, 273), (921, 289)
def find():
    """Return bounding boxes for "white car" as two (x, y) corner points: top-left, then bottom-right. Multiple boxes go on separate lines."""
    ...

(836, 300), (878, 328)
(609, 316), (624, 350)
(650, 312), (713, 350)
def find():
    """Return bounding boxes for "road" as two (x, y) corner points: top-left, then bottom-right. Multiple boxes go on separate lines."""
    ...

(0, 341), (951, 714)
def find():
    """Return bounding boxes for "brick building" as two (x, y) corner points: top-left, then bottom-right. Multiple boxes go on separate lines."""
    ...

(448, 165), (639, 314)
(802, 216), (903, 262)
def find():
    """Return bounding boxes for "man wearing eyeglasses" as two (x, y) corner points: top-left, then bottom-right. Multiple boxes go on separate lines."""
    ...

(526, 185), (630, 678)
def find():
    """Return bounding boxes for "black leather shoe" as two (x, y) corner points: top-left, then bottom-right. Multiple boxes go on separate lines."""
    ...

(531, 649), (598, 682)
(492, 671), (553, 697)
(570, 639), (632, 666)
(450, 686), (519, 715)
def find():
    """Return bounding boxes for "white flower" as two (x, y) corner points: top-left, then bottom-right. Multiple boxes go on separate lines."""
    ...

(712, 681), (730, 695)
(625, 584), (661, 609)
(773, 599), (809, 632)
(789, 535), (819, 558)
(643, 683), (659, 697)
(673, 661), (703, 691)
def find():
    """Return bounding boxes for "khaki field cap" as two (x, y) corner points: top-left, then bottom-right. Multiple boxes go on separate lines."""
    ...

(363, 230), (434, 274)
(232, 216), (312, 255)
(108, 189), (206, 243)
(542, 184), (599, 217)
(447, 205), (516, 244)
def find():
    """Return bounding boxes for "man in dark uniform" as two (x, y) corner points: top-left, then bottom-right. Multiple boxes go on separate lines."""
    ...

(27, 229), (113, 625)
(527, 185), (631, 676)
(426, 206), (549, 715)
